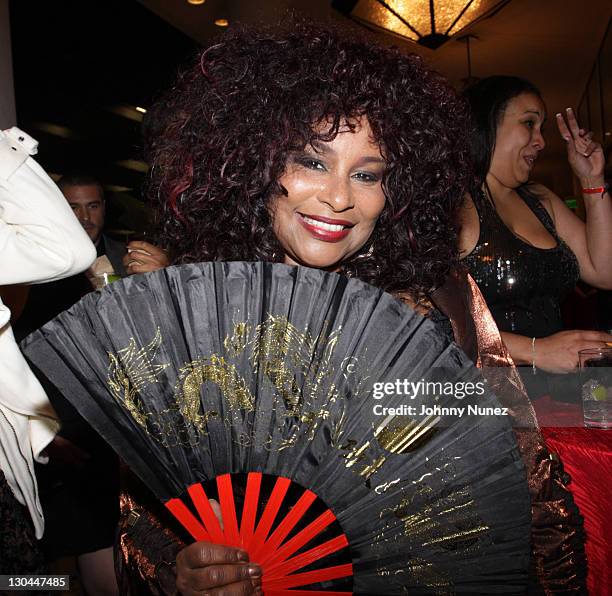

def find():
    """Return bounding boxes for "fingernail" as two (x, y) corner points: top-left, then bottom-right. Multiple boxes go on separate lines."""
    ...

(556, 113), (562, 117)
(566, 107), (573, 112)
(248, 565), (261, 578)
(237, 550), (249, 562)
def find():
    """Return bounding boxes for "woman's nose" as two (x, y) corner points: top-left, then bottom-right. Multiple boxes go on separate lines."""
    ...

(319, 176), (354, 211)
(533, 129), (545, 151)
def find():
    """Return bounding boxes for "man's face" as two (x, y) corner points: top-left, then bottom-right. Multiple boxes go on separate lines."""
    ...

(63, 184), (106, 244)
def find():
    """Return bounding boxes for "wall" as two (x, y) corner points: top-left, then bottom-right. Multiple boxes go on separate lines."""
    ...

(0, 0), (16, 129)
(578, 18), (611, 177)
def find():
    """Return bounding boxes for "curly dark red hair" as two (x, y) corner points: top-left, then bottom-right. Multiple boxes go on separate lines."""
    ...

(144, 21), (472, 296)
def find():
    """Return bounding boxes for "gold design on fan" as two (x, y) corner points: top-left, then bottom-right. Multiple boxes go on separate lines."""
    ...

(224, 322), (251, 357)
(376, 558), (452, 593)
(371, 457), (489, 589)
(336, 410), (438, 480)
(175, 354), (255, 428)
(381, 458), (490, 549)
(374, 414), (438, 453)
(107, 316), (344, 445)
(251, 315), (336, 416)
(394, 488), (489, 550)
(107, 328), (169, 427)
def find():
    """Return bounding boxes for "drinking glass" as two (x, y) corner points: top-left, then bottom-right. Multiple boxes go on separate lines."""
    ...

(579, 347), (612, 429)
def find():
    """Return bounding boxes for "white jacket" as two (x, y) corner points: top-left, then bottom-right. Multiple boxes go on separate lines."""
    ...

(0, 128), (96, 538)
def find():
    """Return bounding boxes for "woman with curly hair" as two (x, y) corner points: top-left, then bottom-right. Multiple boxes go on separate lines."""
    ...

(116, 22), (586, 595)
(144, 29), (467, 297)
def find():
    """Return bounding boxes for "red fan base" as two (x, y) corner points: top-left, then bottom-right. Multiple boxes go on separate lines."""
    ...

(165, 472), (353, 594)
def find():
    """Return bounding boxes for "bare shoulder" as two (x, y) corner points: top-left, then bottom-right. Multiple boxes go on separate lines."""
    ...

(457, 192), (480, 258)
(527, 182), (584, 240)
(526, 182), (558, 217)
(526, 181), (558, 201)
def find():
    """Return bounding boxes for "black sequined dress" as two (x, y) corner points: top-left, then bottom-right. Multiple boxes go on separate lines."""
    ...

(463, 187), (579, 339)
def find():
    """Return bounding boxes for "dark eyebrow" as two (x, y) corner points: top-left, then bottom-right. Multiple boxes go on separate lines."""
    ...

(308, 142), (385, 166)
(310, 141), (333, 154)
(524, 109), (547, 123)
(355, 156), (386, 167)
(68, 199), (101, 206)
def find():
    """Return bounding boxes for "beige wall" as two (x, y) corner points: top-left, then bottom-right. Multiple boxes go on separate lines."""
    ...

(0, 0), (16, 129)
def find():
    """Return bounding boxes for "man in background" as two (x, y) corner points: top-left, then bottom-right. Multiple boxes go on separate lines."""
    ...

(59, 173), (169, 283)
(14, 174), (169, 333)
(15, 174), (123, 335)
(58, 174), (127, 277)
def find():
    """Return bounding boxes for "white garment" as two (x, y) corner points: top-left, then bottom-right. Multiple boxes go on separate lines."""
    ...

(0, 127), (96, 538)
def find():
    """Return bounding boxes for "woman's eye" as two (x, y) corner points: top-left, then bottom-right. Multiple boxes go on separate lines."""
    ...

(297, 157), (326, 171)
(524, 120), (534, 128)
(353, 171), (380, 183)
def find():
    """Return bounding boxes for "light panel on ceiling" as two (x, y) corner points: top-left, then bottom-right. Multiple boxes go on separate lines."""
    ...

(333, 0), (511, 49)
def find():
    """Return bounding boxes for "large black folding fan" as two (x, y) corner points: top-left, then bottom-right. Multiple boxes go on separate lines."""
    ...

(22, 262), (531, 594)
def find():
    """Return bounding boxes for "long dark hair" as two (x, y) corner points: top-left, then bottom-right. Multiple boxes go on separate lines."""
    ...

(464, 76), (542, 187)
(145, 21), (472, 296)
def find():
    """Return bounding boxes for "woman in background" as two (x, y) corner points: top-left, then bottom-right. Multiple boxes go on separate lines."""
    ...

(460, 76), (612, 374)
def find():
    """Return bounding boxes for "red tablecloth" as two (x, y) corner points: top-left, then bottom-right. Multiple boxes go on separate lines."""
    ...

(533, 397), (612, 596)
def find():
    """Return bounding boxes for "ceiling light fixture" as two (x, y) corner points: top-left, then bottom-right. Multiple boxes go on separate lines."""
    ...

(215, 18), (229, 27)
(332, 0), (511, 49)
(187, 0), (206, 5)
(135, 106), (147, 114)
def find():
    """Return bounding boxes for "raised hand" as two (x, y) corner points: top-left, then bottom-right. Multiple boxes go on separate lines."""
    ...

(556, 108), (605, 185)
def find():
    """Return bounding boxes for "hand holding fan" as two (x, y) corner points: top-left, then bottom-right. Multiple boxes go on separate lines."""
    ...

(22, 262), (531, 594)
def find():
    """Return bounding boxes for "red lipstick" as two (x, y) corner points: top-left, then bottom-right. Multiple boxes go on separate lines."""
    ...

(297, 213), (353, 242)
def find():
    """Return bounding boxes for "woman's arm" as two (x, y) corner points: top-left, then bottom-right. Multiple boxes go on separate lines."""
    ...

(544, 109), (612, 289)
(0, 128), (96, 285)
(501, 329), (612, 372)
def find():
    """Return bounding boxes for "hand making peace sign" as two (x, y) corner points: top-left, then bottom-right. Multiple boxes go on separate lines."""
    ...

(556, 107), (605, 185)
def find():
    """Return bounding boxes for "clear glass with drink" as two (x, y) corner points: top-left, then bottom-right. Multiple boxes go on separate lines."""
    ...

(579, 347), (612, 429)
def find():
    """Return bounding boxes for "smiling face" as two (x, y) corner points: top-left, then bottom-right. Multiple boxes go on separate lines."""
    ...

(271, 119), (386, 270)
(489, 92), (546, 188)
